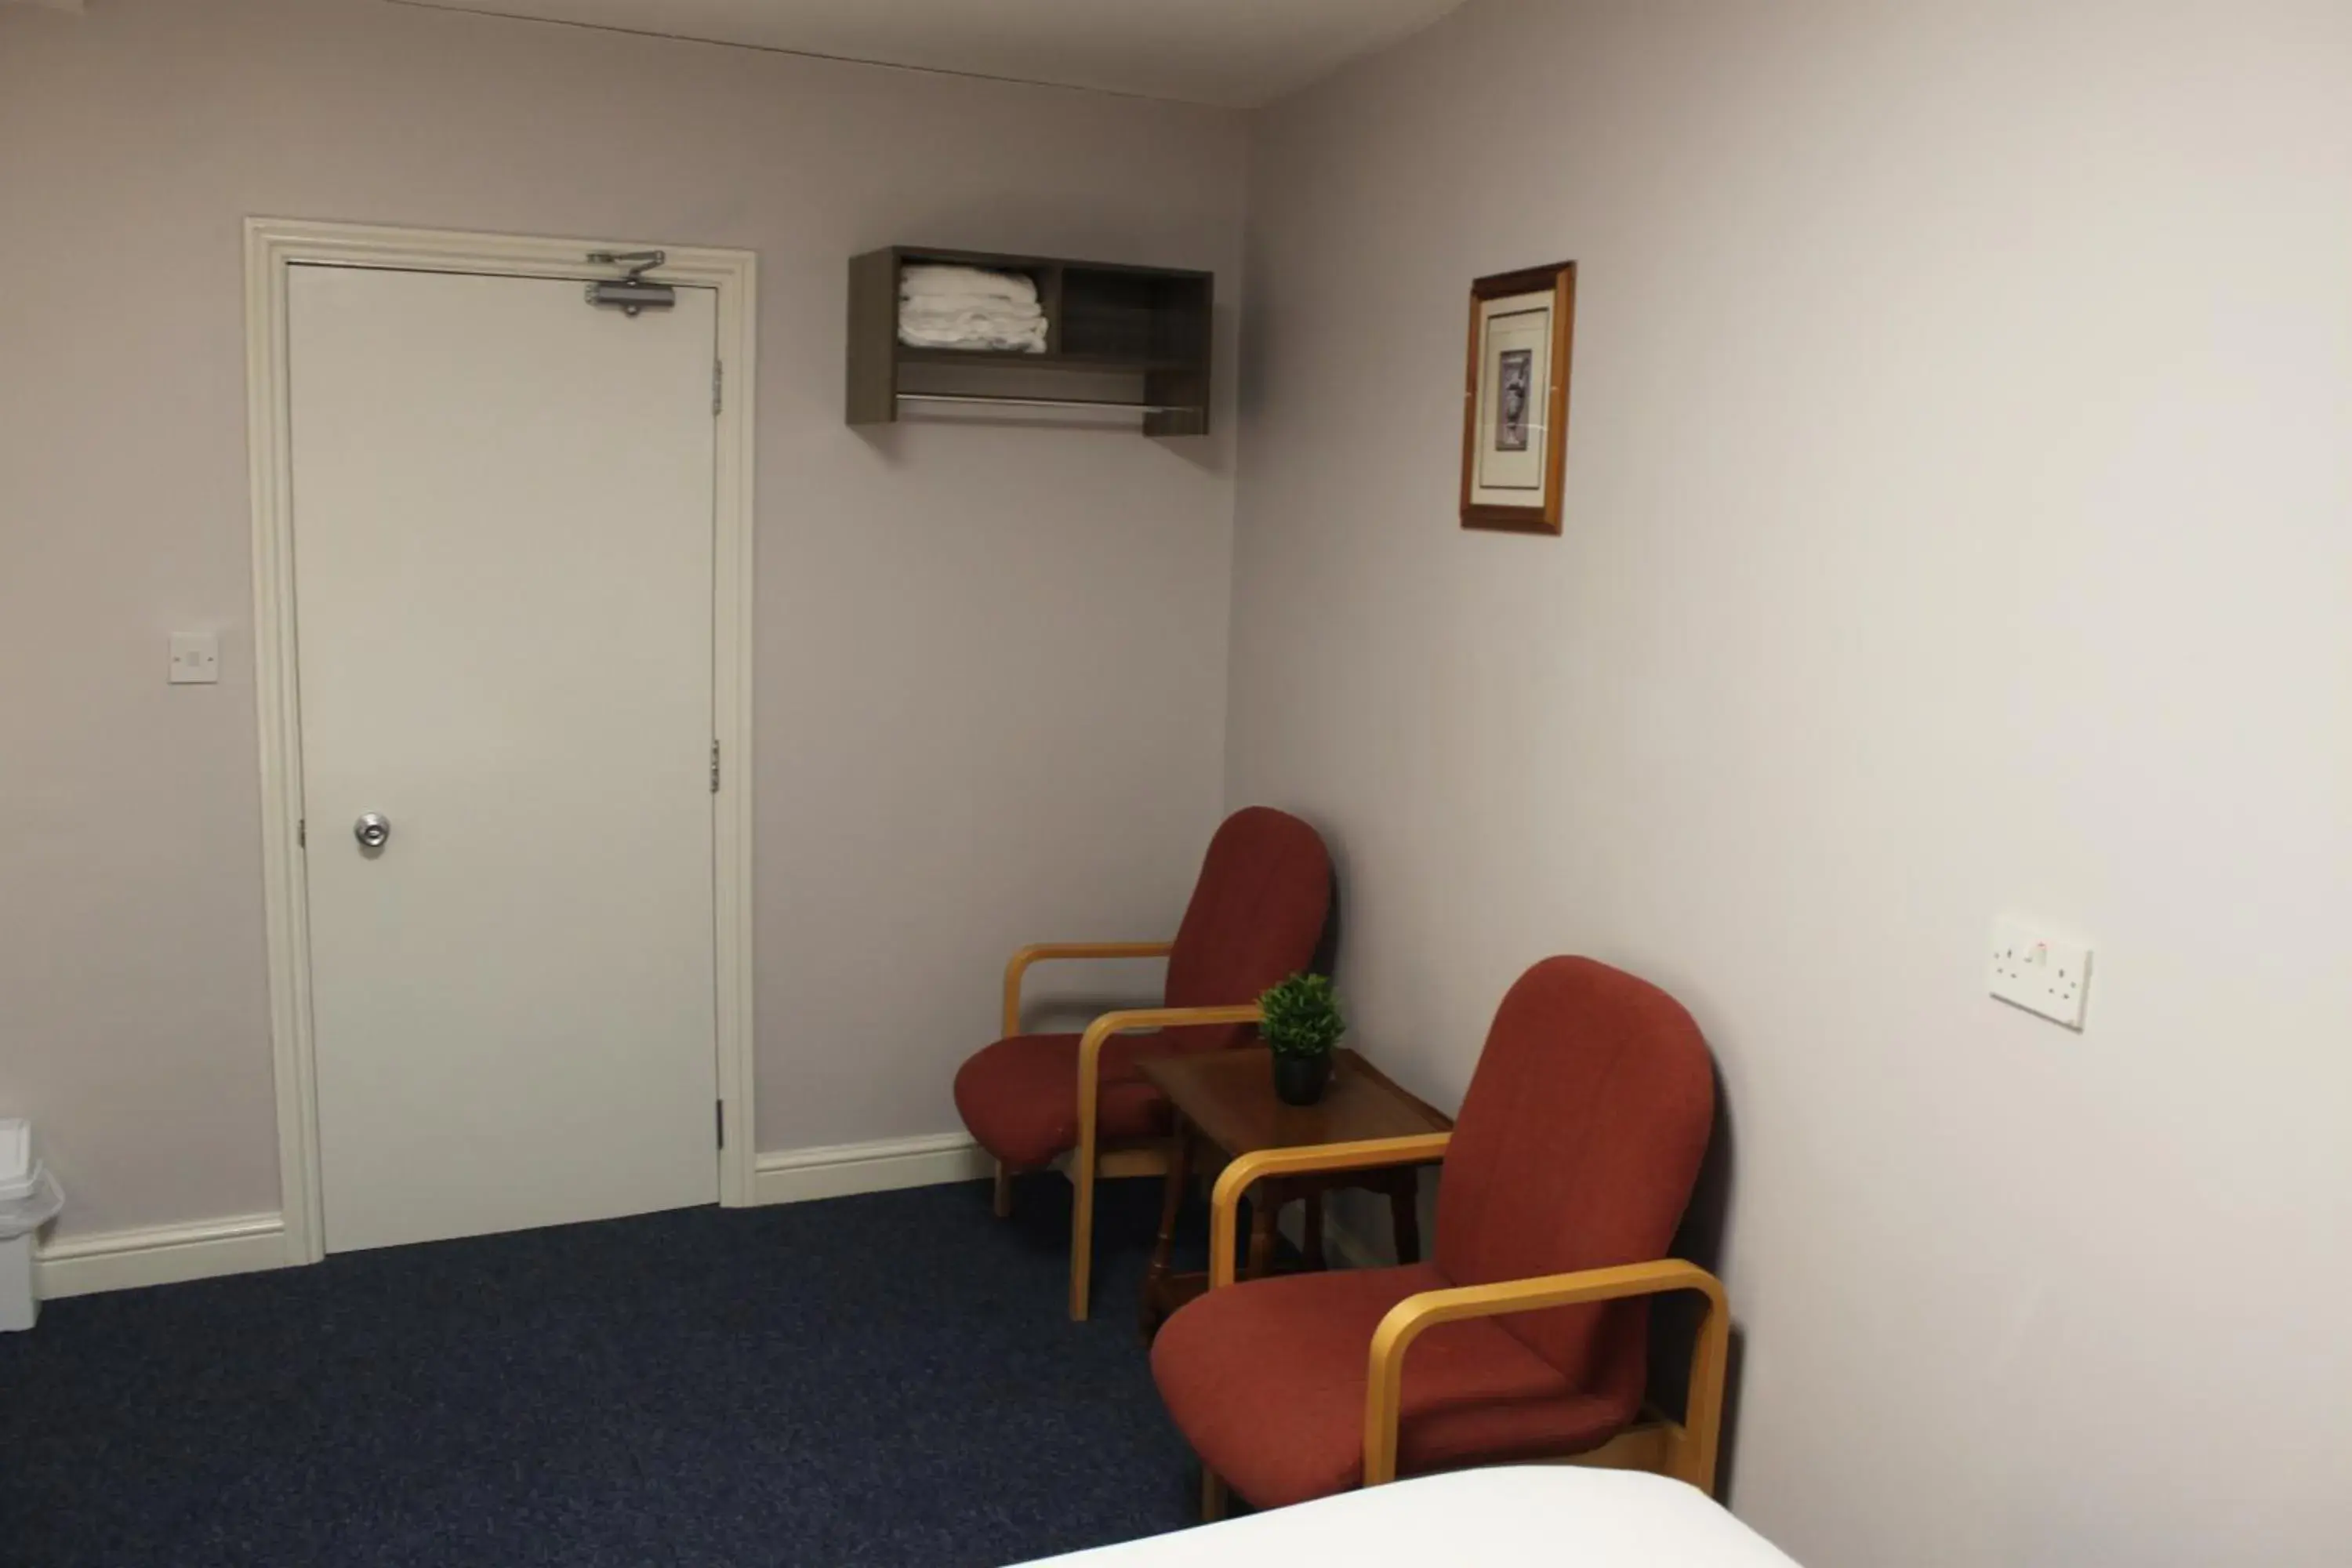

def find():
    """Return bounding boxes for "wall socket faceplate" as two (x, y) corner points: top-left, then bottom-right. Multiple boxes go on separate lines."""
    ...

(169, 632), (220, 684)
(1988, 917), (2090, 1029)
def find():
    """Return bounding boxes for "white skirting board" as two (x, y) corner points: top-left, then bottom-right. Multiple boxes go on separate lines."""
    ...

(751, 1131), (993, 1206)
(30, 1133), (992, 1301)
(36, 1213), (289, 1301)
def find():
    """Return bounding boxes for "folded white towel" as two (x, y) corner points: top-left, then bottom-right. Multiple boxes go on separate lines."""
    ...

(898, 275), (1051, 351)
(899, 296), (1044, 325)
(900, 264), (1038, 307)
(898, 318), (1045, 342)
(898, 317), (1048, 352)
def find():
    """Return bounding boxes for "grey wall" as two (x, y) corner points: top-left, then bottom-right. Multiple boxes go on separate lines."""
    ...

(0, 0), (1248, 1236)
(1225, 1), (2350, 1563)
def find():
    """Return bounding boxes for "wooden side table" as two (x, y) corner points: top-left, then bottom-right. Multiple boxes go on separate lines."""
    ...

(1136, 1047), (1453, 1338)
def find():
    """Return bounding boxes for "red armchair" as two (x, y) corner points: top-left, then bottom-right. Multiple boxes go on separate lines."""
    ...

(953, 807), (1333, 1319)
(1150, 956), (1727, 1515)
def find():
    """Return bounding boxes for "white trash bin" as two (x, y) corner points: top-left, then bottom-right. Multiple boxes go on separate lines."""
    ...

(0, 1119), (64, 1332)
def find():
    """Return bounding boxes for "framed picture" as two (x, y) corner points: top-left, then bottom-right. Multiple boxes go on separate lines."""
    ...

(1460, 260), (1577, 534)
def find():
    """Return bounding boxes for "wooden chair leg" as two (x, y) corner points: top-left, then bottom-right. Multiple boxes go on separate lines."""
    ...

(993, 1160), (1013, 1219)
(1200, 1468), (1228, 1523)
(1069, 1150), (1096, 1321)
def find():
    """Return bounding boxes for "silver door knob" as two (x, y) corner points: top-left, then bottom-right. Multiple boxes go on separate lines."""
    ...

(354, 813), (392, 850)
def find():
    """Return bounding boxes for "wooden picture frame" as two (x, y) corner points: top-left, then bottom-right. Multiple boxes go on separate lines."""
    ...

(1459, 260), (1576, 535)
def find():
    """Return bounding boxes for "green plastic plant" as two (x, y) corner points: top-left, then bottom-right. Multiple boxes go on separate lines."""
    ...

(1258, 972), (1345, 1059)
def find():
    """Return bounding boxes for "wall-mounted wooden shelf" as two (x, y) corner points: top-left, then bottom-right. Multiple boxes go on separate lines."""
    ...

(847, 245), (1213, 436)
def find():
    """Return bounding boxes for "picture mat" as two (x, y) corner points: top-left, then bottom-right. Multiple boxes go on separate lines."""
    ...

(1472, 291), (1552, 504)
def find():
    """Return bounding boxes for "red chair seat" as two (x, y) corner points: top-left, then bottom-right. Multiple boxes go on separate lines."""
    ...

(1151, 1261), (1633, 1510)
(953, 1031), (1177, 1170)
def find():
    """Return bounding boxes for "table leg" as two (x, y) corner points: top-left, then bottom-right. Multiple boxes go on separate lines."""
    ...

(1246, 1181), (1279, 1279)
(1139, 1112), (1191, 1338)
(1301, 1187), (1326, 1270)
(1388, 1172), (1422, 1265)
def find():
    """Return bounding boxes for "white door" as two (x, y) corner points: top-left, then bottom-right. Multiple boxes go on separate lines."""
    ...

(289, 265), (720, 1253)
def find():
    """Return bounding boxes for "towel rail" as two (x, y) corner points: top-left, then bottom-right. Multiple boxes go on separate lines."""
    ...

(895, 392), (1187, 416)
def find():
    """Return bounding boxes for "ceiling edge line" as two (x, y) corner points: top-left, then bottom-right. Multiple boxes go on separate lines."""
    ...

(376, 0), (1250, 109)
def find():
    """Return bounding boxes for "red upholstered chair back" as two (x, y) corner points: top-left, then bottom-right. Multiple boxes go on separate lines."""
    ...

(1160, 808), (1334, 1054)
(1434, 957), (1715, 1411)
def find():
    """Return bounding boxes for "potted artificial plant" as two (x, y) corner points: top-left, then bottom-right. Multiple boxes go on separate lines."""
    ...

(1258, 972), (1345, 1106)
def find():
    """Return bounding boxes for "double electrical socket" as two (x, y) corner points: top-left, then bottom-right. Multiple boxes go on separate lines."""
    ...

(1987, 917), (2090, 1029)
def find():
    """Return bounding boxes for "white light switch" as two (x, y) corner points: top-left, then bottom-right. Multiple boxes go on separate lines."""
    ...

(1988, 917), (2091, 1029)
(169, 632), (220, 684)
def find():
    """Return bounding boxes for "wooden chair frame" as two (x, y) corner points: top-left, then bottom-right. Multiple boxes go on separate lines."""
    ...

(1195, 1136), (1730, 1519)
(997, 942), (1264, 1321)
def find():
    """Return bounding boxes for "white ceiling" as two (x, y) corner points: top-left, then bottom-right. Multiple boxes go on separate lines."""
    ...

(390, 0), (1465, 107)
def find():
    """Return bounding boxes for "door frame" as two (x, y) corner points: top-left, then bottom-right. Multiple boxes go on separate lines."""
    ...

(243, 218), (760, 1265)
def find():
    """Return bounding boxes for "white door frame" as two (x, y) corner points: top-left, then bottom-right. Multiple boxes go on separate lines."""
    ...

(244, 218), (760, 1265)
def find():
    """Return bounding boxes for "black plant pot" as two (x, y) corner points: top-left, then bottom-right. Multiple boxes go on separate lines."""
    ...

(1272, 1051), (1333, 1106)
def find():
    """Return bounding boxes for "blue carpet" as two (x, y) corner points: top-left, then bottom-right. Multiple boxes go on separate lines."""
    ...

(0, 1177), (1211, 1566)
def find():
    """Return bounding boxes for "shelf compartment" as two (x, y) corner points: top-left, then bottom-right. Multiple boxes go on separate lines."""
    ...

(848, 245), (1212, 436)
(1059, 267), (1210, 364)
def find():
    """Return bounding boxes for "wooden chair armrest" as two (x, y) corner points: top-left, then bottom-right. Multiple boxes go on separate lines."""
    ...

(1061, 1000), (1257, 1321)
(1363, 1259), (1730, 1494)
(1075, 1002), (1263, 1164)
(1208, 1134), (1454, 1289)
(1002, 942), (1177, 1036)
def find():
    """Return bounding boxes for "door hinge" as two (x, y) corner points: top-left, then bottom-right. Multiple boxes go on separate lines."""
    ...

(710, 739), (721, 793)
(713, 359), (723, 416)
(297, 818), (306, 848)
(716, 1099), (726, 1149)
